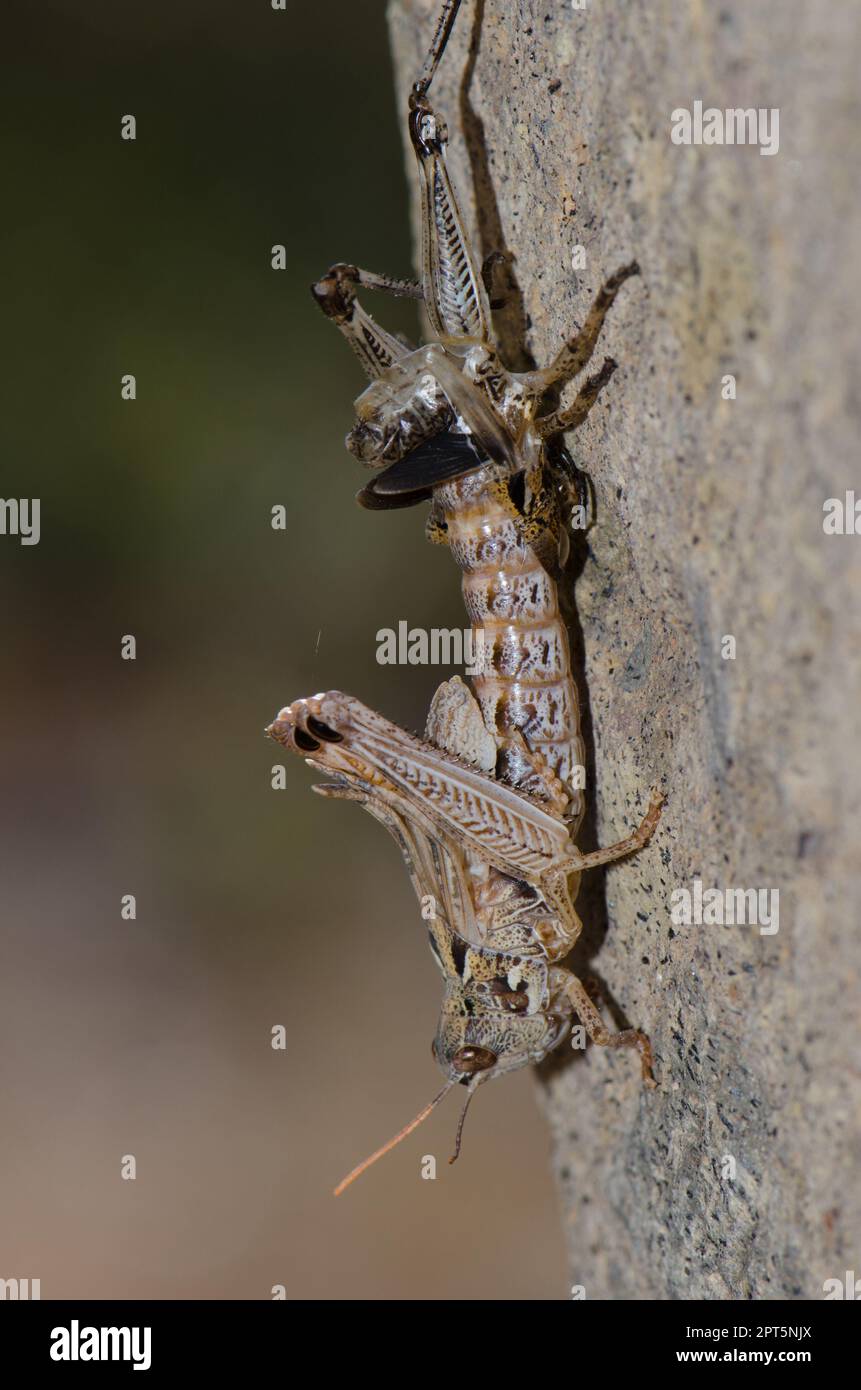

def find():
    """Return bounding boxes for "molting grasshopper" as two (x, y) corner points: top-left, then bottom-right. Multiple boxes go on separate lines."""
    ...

(267, 0), (664, 1195)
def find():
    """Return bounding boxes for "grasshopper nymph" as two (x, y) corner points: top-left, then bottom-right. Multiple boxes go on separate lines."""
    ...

(267, 0), (664, 1195)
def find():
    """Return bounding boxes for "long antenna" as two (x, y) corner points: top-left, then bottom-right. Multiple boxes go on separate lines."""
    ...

(333, 1083), (453, 1196)
(448, 1075), (483, 1164)
(414, 0), (464, 98)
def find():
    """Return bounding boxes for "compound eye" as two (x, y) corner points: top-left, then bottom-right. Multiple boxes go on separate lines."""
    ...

(293, 728), (321, 753)
(451, 1045), (497, 1075)
(306, 716), (343, 744)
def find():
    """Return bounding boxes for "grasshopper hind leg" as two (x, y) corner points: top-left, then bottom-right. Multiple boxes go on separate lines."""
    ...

(310, 262), (423, 380)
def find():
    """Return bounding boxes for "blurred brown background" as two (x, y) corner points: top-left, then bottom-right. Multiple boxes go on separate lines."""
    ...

(0, 0), (565, 1298)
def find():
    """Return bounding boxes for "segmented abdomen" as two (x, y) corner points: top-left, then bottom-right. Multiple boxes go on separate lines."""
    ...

(437, 466), (585, 827)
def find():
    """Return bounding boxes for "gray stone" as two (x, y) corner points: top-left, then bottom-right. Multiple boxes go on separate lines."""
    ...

(389, 0), (861, 1298)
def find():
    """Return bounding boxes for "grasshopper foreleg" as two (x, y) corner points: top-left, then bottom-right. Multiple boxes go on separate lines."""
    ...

(551, 966), (657, 1088)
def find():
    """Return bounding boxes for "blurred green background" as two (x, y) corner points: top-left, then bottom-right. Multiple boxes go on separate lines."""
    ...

(1, 0), (564, 1298)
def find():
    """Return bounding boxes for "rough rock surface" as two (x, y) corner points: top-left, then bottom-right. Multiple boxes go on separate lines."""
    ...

(389, 0), (860, 1298)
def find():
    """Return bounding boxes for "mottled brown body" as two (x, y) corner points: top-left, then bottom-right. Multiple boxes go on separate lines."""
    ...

(435, 464), (585, 826)
(265, 0), (666, 1191)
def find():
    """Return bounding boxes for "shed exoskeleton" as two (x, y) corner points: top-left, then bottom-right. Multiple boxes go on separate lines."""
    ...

(267, 0), (664, 1194)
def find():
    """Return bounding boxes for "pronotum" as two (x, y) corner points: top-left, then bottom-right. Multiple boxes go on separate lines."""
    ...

(267, 0), (664, 1195)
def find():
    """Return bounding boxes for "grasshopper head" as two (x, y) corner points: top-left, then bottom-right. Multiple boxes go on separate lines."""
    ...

(330, 980), (566, 1198)
(432, 978), (565, 1085)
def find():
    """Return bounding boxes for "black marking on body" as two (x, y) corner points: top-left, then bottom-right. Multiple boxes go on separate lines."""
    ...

(450, 933), (468, 977)
(489, 977), (529, 1013)
(427, 929), (444, 969)
(362, 326), (389, 370)
(306, 716), (343, 744)
(507, 469), (526, 515)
